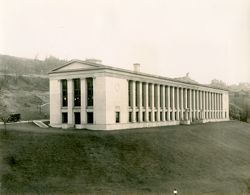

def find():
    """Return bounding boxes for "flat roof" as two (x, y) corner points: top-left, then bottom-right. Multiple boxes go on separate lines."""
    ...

(49, 60), (228, 92)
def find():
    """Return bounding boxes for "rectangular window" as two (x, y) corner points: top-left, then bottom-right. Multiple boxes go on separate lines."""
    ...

(86, 78), (93, 106)
(129, 112), (132, 122)
(87, 112), (93, 124)
(170, 87), (173, 109)
(160, 86), (163, 108)
(136, 112), (139, 122)
(149, 112), (151, 122)
(135, 82), (139, 107)
(62, 112), (68, 123)
(174, 87), (177, 109)
(155, 111), (157, 121)
(116, 112), (120, 123)
(160, 112), (162, 121)
(74, 112), (81, 124)
(154, 85), (157, 108)
(62, 79), (68, 107)
(74, 79), (81, 106)
(142, 83), (145, 107)
(165, 112), (168, 120)
(148, 84), (152, 107)
(142, 112), (145, 122)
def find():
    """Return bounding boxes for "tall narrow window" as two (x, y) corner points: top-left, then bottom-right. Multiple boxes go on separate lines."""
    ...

(86, 78), (93, 106)
(136, 112), (139, 122)
(148, 84), (152, 107)
(87, 112), (93, 124)
(142, 83), (145, 107)
(115, 112), (120, 123)
(62, 79), (68, 107)
(160, 86), (163, 108)
(142, 112), (145, 122)
(129, 112), (132, 122)
(74, 79), (81, 106)
(135, 82), (139, 107)
(128, 81), (132, 107)
(154, 85), (157, 108)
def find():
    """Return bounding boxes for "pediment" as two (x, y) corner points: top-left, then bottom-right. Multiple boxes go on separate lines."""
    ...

(52, 61), (102, 72)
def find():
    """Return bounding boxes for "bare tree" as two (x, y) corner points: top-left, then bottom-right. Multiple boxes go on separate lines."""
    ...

(0, 104), (10, 135)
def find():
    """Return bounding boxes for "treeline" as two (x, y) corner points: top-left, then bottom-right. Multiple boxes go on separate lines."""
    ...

(209, 79), (250, 122)
(0, 54), (67, 76)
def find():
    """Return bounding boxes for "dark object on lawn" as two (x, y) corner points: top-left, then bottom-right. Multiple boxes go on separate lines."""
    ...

(7, 114), (21, 122)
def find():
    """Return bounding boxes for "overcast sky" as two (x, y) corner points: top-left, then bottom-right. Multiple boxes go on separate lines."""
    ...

(0, 0), (249, 84)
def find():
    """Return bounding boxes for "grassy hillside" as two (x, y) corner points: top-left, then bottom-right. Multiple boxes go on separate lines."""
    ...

(1, 121), (250, 194)
(0, 75), (49, 120)
(0, 54), (67, 120)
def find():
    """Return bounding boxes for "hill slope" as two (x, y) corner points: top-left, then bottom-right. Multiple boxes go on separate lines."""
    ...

(1, 121), (250, 194)
(0, 54), (67, 120)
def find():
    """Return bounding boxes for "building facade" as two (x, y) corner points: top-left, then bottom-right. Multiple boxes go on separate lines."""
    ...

(49, 60), (229, 130)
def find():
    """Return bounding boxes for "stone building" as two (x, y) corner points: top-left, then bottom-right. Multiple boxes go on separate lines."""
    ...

(49, 59), (229, 130)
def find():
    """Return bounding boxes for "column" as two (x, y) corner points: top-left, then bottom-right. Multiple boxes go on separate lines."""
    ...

(193, 89), (196, 120)
(189, 89), (192, 121)
(196, 90), (199, 119)
(139, 82), (143, 122)
(145, 83), (149, 122)
(67, 79), (74, 125)
(180, 88), (183, 120)
(202, 91), (205, 119)
(162, 85), (166, 121)
(209, 92), (213, 119)
(213, 93), (215, 119)
(199, 90), (202, 119)
(205, 91), (209, 119)
(176, 87), (180, 120)
(80, 78), (86, 124)
(184, 88), (188, 120)
(167, 86), (170, 121)
(151, 84), (155, 122)
(218, 93), (220, 119)
(156, 84), (160, 121)
(220, 93), (223, 118)
(212, 92), (214, 119)
(214, 93), (218, 119)
(132, 81), (136, 122)
(220, 93), (222, 118)
(171, 86), (175, 120)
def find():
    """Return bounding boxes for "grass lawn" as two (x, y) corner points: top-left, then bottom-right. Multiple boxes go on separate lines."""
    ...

(1, 121), (250, 194)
